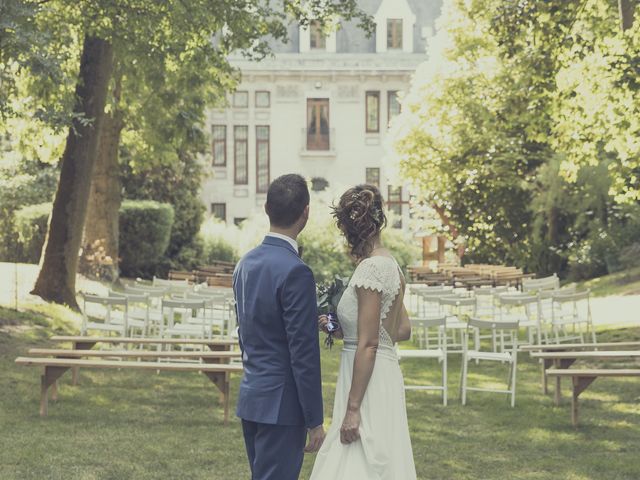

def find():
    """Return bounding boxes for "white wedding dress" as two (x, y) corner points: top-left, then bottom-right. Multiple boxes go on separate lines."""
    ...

(310, 256), (417, 480)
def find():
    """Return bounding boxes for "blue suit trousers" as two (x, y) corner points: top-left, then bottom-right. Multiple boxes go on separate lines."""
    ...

(242, 419), (306, 480)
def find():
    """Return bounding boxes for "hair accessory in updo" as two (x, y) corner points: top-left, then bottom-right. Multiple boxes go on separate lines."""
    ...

(332, 184), (387, 260)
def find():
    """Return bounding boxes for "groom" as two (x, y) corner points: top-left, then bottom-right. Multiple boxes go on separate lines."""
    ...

(233, 174), (325, 480)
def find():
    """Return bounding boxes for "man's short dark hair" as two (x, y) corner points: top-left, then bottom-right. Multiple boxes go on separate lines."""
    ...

(266, 174), (310, 228)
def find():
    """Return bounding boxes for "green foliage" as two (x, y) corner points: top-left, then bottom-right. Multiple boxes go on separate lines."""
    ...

(201, 236), (238, 264)
(1, 0), (374, 288)
(13, 203), (51, 264)
(298, 210), (353, 284)
(197, 194), (354, 284)
(196, 191), (421, 284)
(118, 200), (174, 278)
(392, 0), (640, 279)
(121, 152), (205, 275)
(0, 159), (58, 262)
(382, 228), (421, 275)
(0, 0), (76, 121)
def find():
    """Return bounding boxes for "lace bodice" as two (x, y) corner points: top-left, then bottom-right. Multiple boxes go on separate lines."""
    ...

(336, 256), (403, 348)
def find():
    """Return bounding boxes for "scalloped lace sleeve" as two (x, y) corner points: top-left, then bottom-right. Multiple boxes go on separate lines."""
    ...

(349, 258), (384, 292)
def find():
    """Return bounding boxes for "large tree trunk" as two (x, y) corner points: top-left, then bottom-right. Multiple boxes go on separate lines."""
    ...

(619, 0), (635, 30)
(31, 35), (114, 309)
(80, 71), (124, 282)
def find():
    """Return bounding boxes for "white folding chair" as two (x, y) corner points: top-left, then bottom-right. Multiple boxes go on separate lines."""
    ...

(184, 292), (232, 338)
(109, 290), (150, 337)
(461, 318), (519, 407)
(153, 277), (192, 297)
(410, 284), (449, 316)
(398, 315), (448, 405)
(124, 285), (166, 336)
(439, 296), (476, 353)
(129, 283), (168, 296)
(534, 284), (576, 343)
(418, 290), (447, 315)
(81, 293), (128, 337)
(522, 274), (559, 293)
(498, 293), (541, 347)
(153, 277), (190, 287)
(162, 298), (208, 339)
(470, 286), (509, 354)
(551, 290), (596, 344)
(473, 287), (495, 320)
(196, 285), (234, 297)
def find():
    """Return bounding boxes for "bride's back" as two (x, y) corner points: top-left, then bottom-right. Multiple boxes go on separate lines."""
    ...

(379, 257), (406, 343)
(338, 253), (406, 345)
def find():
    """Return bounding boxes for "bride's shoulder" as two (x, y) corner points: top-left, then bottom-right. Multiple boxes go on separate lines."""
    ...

(357, 254), (397, 270)
(352, 255), (397, 281)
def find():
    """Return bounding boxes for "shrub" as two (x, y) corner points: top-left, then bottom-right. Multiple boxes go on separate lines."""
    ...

(14, 203), (51, 263)
(0, 161), (58, 262)
(299, 224), (353, 284)
(197, 190), (421, 284)
(382, 227), (422, 274)
(121, 153), (205, 273)
(119, 200), (174, 277)
(202, 236), (238, 264)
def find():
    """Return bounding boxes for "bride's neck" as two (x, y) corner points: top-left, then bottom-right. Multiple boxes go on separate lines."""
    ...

(369, 236), (383, 254)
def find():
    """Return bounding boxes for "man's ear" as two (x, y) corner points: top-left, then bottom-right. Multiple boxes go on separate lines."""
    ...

(303, 204), (310, 221)
(264, 203), (269, 216)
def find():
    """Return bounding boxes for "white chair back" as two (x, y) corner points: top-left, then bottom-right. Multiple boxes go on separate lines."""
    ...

(81, 293), (128, 336)
(462, 317), (519, 407)
(522, 274), (559, 293)
(549, 289), (595, 344)
(161, 298), (208, 338)
(399, 314), (448, 405)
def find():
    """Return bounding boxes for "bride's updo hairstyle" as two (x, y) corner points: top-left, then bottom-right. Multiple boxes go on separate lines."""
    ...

(332, 184), (387, 260)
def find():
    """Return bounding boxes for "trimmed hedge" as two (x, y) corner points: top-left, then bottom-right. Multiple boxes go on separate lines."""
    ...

(14, 203), (51, 263)
(5, 200), (174, 275)
(119, 200), (174, 277)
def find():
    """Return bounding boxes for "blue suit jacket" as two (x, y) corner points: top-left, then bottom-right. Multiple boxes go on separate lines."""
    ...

(233, 236), (323, 428)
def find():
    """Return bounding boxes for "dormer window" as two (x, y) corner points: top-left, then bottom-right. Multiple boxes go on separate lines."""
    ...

(310, 21), (326, 50)
(387, 19), (403, 49)
(300, 21), (336, 53)
(374, 0), (415, 53)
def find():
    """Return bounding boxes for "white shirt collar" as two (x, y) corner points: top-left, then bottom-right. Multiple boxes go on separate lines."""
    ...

(266, 232), (299, 254)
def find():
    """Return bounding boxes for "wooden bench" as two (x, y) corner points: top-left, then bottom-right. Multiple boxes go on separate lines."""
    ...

(530, 350), (640, 400)
(203, 275), (233, 288)
(458, 277), (494, 288)
(168, 270), (197, 282)
(15, 356), (243, 423)
(521, 341), (640, 352)
(492, 270), (525, 287)
(546, 368), (640, 426)
(51, 335), (238, 350)
(407, 269), (449, 285)
(50, 336), (239, 385)
(27, 348), (241, 361)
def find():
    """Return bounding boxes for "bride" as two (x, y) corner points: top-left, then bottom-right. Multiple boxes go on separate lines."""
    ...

(310, 184), (417, 479)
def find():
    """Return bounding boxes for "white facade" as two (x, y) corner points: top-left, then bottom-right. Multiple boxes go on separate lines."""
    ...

(200, 0), (441, 228)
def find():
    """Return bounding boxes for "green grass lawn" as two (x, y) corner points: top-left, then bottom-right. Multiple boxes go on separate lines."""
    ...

(1, 306), (639, 480)
(573, 266), (640, 297)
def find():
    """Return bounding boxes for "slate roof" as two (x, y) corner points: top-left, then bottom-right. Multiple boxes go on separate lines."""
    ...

(267, 0), (442, 54)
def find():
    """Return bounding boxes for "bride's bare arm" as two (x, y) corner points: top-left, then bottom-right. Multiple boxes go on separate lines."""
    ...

(340, 287), (381, 444)
(397, 304), (412, 342)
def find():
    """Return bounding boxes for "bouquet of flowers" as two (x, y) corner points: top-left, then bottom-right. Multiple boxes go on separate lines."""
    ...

(316, 275), (348, 349)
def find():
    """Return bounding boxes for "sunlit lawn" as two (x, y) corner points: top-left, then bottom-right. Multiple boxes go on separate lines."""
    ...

(0, 306), (639, 480)
(574, 266), (640, 297)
